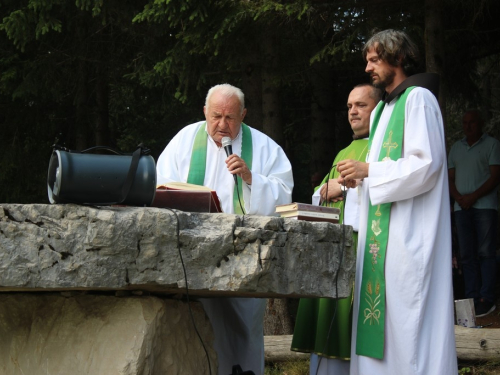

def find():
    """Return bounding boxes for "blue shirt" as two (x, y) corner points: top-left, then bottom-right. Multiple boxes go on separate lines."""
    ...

(448, 133), (500, 211)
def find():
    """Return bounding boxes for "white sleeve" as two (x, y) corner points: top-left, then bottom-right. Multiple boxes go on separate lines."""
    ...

(311, 185), (323, 206)
(368, 89), (446, 205)
(156, 123), (200, 186)
(243, 130), (294, 216)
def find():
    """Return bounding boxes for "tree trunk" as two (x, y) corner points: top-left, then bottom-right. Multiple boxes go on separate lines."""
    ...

(75, 59), (89, 151)
(425, 0), (447, 123)
(239, 35), (263, 132)
(75, 14), (89, 151)
(263, 298), (295, 336)
(309, 62), (337, 186)
(95, 65), (110, 147)
(261, 33), (285, 147)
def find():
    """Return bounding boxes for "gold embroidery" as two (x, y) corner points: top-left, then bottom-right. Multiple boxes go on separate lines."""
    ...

(371, 219), (382, 236)
(363, 280), (381, 325)
(369, 237), (381, 271)
(382, 130), (398, 160)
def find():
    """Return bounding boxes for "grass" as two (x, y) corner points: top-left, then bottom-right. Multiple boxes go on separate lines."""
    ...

(458, 360), (500, 374)
(265, 360), (309, 375)
(264, 359), (500, 375)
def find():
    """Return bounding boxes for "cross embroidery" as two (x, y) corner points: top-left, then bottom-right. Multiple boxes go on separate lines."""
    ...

(383, 130), (398, 159)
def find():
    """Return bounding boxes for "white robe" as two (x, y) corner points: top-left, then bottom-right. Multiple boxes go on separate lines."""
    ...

(156, 121), (293, 375)
(350, 88), (458, 375)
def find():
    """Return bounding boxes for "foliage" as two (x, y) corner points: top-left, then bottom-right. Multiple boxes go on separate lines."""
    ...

(1, 0), (500, 203)
(131, 0), (314, 102)
(0, 0), (170, 202)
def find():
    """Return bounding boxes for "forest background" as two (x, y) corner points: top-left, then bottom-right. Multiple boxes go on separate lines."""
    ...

(0, 0), (499, 207)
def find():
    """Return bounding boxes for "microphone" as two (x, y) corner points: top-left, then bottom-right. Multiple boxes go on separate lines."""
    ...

(221, 136), (233, 157)
(221, 137), (238, 184)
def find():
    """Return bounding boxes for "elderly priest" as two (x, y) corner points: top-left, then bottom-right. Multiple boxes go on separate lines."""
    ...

(156, 83), (294, 375)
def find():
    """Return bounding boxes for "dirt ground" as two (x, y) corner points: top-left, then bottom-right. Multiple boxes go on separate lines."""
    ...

(453, 263), (500, 329)
(474, 303), (500, 328)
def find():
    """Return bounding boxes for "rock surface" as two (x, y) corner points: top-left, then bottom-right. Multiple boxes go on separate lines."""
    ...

(0, 294), (216, 375)
(0, 204), (354, 298)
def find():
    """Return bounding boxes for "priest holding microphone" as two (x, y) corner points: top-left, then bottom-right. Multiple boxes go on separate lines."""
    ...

(156, 83), (294, 375)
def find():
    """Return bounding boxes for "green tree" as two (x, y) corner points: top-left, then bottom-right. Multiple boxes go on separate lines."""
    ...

(0, 0), (187, 202)
(2, 0), (500, 206)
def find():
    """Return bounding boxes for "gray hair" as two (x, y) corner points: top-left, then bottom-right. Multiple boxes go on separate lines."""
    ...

(362, 29), (421, 76)
(205, 84), (245, 115)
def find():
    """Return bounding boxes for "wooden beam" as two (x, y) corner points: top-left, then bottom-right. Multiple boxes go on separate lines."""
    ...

(455, 325), (500, 361)
(264, 335), (308, 363)
(265, 327), (500, 362)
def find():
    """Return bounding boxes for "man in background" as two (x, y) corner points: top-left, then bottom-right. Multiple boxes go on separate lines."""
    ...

(448, 109), (500, 317)
(156, 83), (294, 375)
(337, 29), (457, 374)
(291, 83), (382, 375)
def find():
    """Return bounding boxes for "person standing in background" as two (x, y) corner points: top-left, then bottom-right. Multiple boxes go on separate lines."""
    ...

(448, 109), (500, 317)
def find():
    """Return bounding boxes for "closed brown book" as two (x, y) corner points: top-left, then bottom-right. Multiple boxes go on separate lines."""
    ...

(275, 202), (340, 215)
(283, 215), (339, 224)
(151, 182), (222, 213)
(278, 208), (339, 223)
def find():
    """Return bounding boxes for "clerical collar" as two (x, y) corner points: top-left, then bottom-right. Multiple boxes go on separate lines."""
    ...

(353, 132), (369, 140)
(383, 73), (440, 104)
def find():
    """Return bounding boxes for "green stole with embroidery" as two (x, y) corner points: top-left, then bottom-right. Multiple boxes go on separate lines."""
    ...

(186, 122), (253, 214)
(356, 87), (415, 359)
(318, 139), (369, 223)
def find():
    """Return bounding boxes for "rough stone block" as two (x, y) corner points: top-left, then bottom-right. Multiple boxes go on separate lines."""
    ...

(0, 294), (216, 375)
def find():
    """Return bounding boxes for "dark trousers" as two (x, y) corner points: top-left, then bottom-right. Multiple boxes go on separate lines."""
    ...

(454, 208), (498, 303)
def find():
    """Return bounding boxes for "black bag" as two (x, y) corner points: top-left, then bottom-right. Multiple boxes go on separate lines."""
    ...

(47, 144), (156, 206)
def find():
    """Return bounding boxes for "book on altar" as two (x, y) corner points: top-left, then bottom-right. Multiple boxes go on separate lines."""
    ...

(151, 182), (223, 213)
(275, 202), (340, 224)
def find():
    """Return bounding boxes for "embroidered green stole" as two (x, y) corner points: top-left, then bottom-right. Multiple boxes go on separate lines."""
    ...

(355, 87), (415, 359)
(318, 139), (369, 224)
(187, 122), (253, 214)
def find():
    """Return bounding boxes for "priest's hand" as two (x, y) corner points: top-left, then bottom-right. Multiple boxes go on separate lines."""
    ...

(319, 179), (344, 203)
(226, 154), (252, 185)
(336, 159), (369, 187)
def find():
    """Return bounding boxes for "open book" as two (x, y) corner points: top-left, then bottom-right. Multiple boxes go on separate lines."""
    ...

(151, 182), (223, 213)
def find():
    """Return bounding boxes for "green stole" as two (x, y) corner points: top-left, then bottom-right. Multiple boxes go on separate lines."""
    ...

(290, 139), (369, 360)
(356, 87), (415, 359)
(186, 122), (253, 214)
(319, 139), (369, 222)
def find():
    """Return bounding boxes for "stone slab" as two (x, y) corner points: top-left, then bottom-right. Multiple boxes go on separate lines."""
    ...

(0, 204), (354, 298)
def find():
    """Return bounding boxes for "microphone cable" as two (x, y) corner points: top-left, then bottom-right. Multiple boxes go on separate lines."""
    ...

(163, 208), (213, 375)
(98, 205), (213, 374)
(222, 136), (246, 215)
(235, 178), (246, 214)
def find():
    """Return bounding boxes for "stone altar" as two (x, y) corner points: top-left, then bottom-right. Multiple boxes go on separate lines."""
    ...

(0, 204), (354, 375)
